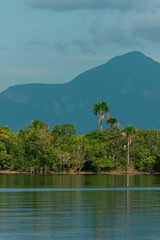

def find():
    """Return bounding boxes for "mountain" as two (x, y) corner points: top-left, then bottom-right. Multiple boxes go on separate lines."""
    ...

(1, 51), (160, 133)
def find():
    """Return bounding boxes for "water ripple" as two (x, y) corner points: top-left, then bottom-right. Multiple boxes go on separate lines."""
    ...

(0, 187), (159, 192)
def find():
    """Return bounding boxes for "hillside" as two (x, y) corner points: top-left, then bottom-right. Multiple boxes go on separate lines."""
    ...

(1, 51), (160, 133)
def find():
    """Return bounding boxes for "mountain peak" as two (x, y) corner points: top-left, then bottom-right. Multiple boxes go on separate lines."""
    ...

(123, 50), (145, 57)
(106, 50), (157, 67)
(111, 50), (146, 61)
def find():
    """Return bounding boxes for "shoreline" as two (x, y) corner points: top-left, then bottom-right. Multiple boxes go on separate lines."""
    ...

(0, 170), (159, 175)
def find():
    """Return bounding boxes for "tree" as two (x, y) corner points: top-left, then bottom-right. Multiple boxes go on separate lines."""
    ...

(107, 117), (119, 129)
(52, 123), (77, 139)
(0, 142), (9, 169)
(123, 125), (135, 172)
(27, 119), (49, 131)
(93, 101), (110, 131)
(22, 125), (57, 173)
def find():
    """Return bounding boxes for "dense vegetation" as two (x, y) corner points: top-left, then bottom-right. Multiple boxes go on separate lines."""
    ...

(0, 119), (160, 173)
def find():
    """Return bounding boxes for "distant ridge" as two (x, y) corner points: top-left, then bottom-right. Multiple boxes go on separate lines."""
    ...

(1, 51), (160, 133)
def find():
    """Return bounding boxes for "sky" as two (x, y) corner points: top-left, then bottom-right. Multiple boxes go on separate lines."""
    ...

(0, 0), (160, 92)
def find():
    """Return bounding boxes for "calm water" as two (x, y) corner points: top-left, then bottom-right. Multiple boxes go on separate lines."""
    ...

(0, 174), (160, 239)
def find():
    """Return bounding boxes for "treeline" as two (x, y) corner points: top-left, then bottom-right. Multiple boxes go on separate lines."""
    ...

(0, 119), (160, 173)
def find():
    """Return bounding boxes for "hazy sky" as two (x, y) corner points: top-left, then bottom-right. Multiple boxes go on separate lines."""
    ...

(0, 0), (160, 92)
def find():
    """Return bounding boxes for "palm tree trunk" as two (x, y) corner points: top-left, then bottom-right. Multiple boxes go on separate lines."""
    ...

(100, 113), (103, 131)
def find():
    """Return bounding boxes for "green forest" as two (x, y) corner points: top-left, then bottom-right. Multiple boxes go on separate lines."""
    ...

(0, 101), (160, 174)
(1, 115), (160, 173)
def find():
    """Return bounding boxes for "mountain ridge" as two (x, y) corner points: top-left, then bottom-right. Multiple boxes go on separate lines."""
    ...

(1, 51), (160, 133)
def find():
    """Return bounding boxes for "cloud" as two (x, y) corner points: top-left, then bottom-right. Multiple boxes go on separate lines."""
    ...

(71, 39), (95, 54)
(54, 42), (70, 52)
(91, 26), (140, 47)
(27, 39), (95, 54)
(0, 46), (10, 52)
(133, 13), (160, 43)
(54, 25), (140, 54)
(55, 39), (95, 54)
(26, 40), (48, 47)
(89, 16), (141, 48)
(0, 66), (36, 78)
(106, 27), (140, 46)
(26, 26), (140, 56)
(25, 0), (150, 12)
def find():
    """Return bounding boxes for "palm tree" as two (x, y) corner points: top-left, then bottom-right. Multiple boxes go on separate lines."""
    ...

(107, 117), (119, 129)
(123, 125), (135, 172)
(93, 101), (110, 131)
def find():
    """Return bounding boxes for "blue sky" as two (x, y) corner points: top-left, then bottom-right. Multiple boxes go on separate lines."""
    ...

(0, 0), (160, 91)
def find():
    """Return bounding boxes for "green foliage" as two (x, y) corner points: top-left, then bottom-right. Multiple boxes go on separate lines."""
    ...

(92, 101), (110, 130)
(107, 117), (118, 128)
(83, 130), (121, 171)
(51, 125), (84, 172)
(0, 120), (160, 173)
(0, 142), (9, 169)
(131, 129), (160, 171)
(123, 125), (135, 136)
(93, 101), (110, 115)
(52, 123), (77, 138)
(0, 126), (23, 170)
(27, 119), (49, 130)
(22, 127), (57, 173)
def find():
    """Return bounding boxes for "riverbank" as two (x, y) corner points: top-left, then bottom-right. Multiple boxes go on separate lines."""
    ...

(0, 170), (159, 175)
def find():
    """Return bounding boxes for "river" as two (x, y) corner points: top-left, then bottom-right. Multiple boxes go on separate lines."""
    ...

(0, 174), (160, 239)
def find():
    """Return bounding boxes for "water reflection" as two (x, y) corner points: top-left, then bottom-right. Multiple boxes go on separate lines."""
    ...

(0, 174), (160, 239)
(0, 174), (160, 189)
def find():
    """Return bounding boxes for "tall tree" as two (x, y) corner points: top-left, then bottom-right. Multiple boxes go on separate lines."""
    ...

(123, 125), (135, 172)
(107, 117), (119, 129)
(27, 119), (49, 131)
(93, 102), (110, 131)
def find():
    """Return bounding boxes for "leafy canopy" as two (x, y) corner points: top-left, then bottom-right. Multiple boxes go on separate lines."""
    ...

(123, 125), (135, 136)
(93, 101), (110, 115)
(107, 117), (118, 128)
